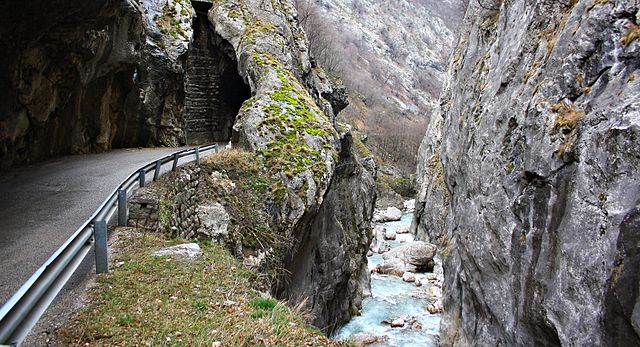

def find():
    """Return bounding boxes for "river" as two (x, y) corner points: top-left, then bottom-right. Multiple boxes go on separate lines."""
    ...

(334, 213), (441, 346)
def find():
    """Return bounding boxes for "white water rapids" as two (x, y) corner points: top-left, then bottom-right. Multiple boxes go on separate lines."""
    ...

(334, 213), (441, 346)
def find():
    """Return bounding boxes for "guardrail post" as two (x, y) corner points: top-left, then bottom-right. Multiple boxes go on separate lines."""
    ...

(117, 189), (127, 226)
(171, 153), (179, 171)
(195, 147), (200, 165)
(215, 144), (219, 153)
(138, 169), (145, 188)
(95, 221), (108, 274)
(153, 160), (161, 181)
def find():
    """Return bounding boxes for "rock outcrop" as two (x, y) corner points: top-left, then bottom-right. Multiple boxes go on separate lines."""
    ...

(0, 0), (188, 166)
(206, 0), (375, 332)
(413, 0), (640, 345)
(127, 0), (375, 335)
(373, 206), (403, 223)
(374, 241), (437, 276)
(0, 0), (251, 167)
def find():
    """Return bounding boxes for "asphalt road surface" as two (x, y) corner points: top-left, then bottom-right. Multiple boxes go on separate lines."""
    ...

(0, 147), (195, 306)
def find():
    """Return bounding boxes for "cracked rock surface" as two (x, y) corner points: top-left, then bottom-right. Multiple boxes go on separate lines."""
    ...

(413, 0), (640, 345)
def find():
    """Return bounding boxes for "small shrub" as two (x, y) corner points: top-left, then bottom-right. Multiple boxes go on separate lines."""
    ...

(552, 101), (586, 130)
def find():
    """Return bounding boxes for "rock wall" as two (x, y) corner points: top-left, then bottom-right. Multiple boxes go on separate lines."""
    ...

(280, 132), (376, 333)
(206, 0), (370, 331)
(413, 0), (640, 345)
(184, 3), (251, 144)
(0, 0), (196, 166)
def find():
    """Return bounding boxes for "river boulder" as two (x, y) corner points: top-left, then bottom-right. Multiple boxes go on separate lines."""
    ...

(375, 242), (436, 276)
(384, 229), (397, 240)
(372, 207), (403, 222)
(382, 241), (436, 269)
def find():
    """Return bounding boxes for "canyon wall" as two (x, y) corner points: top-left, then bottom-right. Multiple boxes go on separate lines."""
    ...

(413, 0), (639, 345)
(0, 0), (250, 167)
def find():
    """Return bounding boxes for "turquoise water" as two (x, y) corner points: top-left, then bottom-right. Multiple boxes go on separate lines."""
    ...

(334, 213), (441, 346)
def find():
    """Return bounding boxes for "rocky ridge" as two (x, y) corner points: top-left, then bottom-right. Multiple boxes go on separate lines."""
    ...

(413, 0), (640, 345)
(129, 0), (375, 335)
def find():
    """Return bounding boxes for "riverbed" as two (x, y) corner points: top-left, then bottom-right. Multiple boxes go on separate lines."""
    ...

(334, 213), (441, 346)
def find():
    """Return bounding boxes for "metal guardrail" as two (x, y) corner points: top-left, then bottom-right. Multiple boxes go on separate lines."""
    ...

(0, 144), (218, 346)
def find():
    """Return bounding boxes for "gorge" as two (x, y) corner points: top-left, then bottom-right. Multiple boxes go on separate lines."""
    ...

(0, 0), (638, 346)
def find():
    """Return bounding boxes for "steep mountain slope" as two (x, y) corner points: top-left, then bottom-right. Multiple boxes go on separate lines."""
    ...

(307, 0), (460, 113)
(414, 0), (640, 345)
(297, 0), (465, 173)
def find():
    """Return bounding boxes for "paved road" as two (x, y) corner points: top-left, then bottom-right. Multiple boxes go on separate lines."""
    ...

(0, 147), (195, 306)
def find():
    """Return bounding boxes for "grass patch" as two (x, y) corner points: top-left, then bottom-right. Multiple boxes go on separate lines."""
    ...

(58, 231), (340, 346)
(201, 149), (287, 249)
(352, 135), (373, 158)
(199, 149), (292, 289)
(249, 298), (278, 310)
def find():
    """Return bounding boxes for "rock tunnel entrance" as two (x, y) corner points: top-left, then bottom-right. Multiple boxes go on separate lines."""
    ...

(184, 2), (250, 145)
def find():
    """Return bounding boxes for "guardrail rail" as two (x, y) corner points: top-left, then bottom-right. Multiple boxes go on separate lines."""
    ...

(0, 144), (219, 346)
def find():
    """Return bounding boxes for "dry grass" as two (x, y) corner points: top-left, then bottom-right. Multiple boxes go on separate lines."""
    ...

(551, 102), (584, 157)
(58, 232), (342, 346)
(552, 102), (586, 130)
(586, 0), (609, 11)
(199, 149), (293, 288)
(537, 26), (559, 57)
(621, 23), (640, 47)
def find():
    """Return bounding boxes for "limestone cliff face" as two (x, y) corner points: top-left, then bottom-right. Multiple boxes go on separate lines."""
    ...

(0, 0), (198, 166)
(413, 0), (640, 345)
(209, 0), (373, 333)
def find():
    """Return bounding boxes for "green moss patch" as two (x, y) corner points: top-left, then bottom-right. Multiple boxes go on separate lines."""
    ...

(251, 53), (336, 191)
(154, 0), (189, 40)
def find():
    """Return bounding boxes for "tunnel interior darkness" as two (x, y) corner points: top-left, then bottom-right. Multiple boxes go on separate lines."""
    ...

(184, 2), (251, 145)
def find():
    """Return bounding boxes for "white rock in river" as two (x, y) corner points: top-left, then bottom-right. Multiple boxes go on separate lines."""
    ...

(384, 229), (397, 240)
(370, 225), (387, 252)
(391, 318), (405, 328)
(372, 207), (403, 222)
(402, 272), (416, 283)
(396, 226), (411, 234)
(403, 199), (416, 212)
(382, 241), (437, 267)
